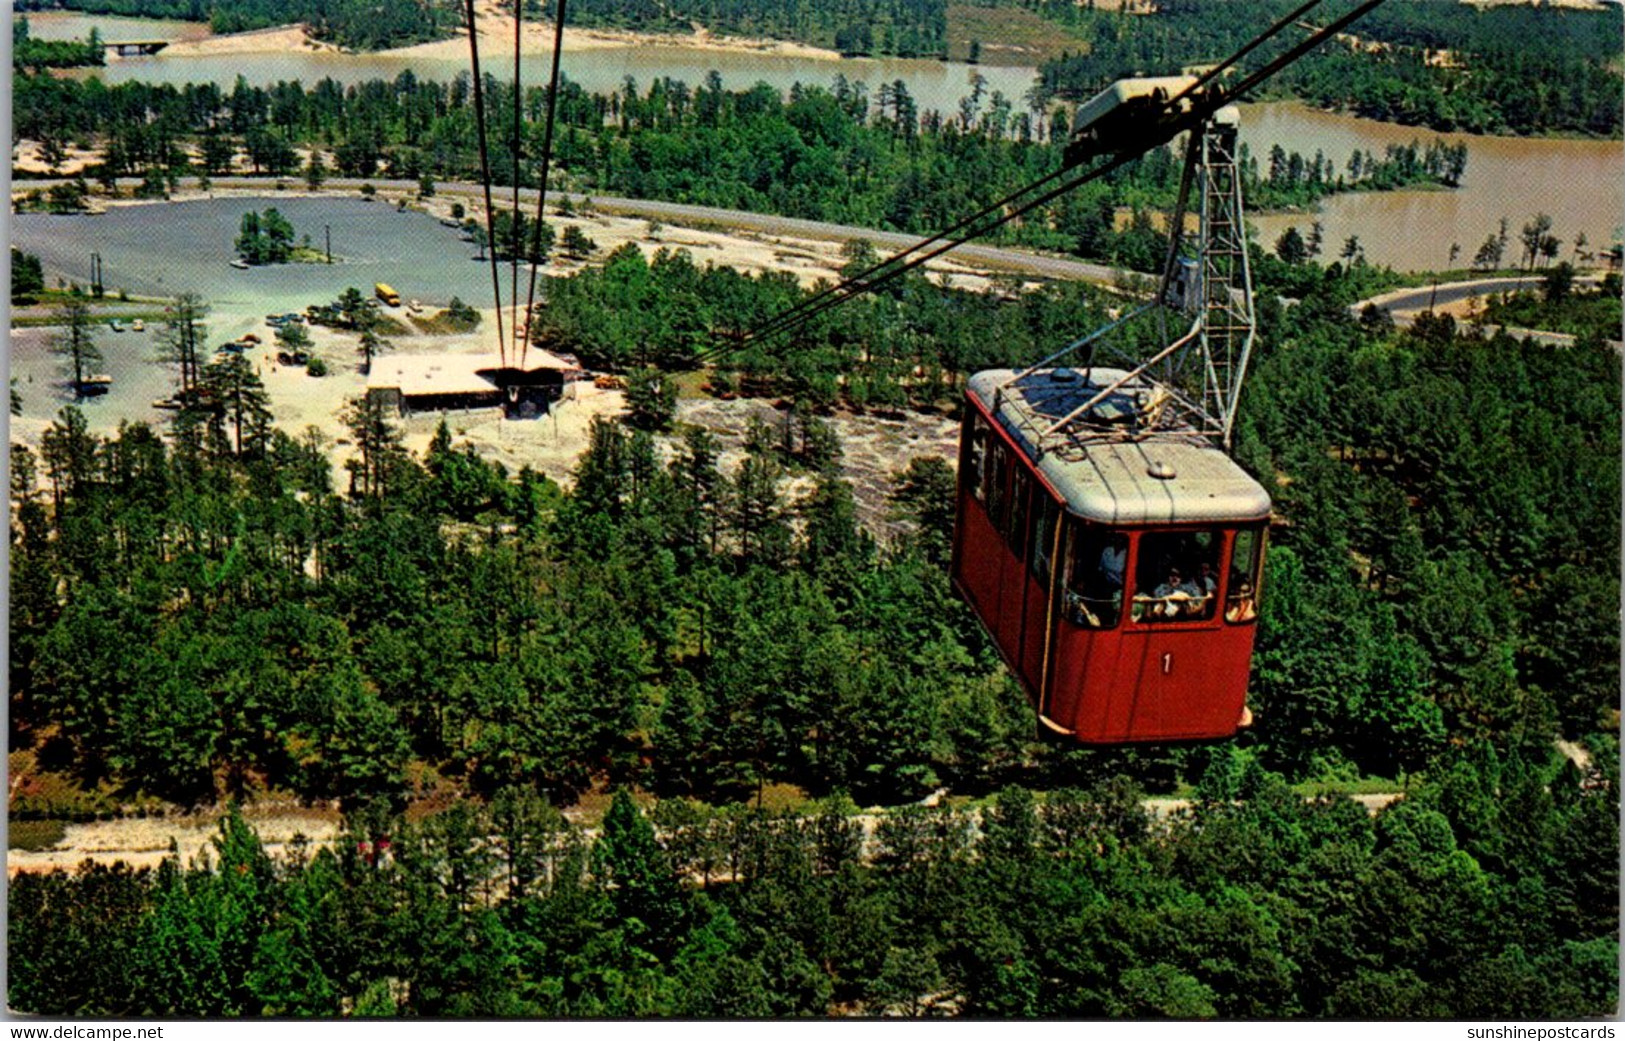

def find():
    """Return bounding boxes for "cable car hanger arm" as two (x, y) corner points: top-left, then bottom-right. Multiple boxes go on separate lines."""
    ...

(1037, 322), (1201, 440)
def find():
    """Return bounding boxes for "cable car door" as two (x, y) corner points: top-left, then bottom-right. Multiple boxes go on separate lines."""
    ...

(1116, 528), (1246, 740)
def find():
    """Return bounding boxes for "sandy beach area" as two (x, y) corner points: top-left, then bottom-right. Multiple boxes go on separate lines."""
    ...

(157, 22), (340, 57)
(11, 141), (101, 178)
(147, 0), (841, 63)
(381, 0), (841, 62)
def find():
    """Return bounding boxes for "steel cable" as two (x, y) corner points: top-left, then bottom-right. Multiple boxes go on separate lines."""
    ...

(463, 0), (508, 367)
(704, 0), (1386, 362)
(519, 0), (569, 371)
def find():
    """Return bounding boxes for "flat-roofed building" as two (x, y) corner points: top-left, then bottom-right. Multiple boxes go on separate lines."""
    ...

(366, 350), (580, 418)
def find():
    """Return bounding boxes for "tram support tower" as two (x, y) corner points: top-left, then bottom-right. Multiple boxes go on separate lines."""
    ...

(1187, 107), (1255, 450)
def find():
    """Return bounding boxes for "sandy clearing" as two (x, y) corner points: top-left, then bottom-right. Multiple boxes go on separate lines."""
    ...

(12, 139), (328, 181)
(375, 0), (841, 62)
(1424, 295), (1482, 320)
(244, 308), (633, 492)
(249, 295), (627, 491)
(9, 790), (1408, 876)
(156, 23), (339, 58)
(8, 808), (341, 876)
(398, 382), (627, 488)
(12, 142), (101, 178)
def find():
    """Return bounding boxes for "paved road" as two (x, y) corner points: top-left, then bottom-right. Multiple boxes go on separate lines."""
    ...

(1357, 275), (1602, 315)
(20, 175), (1132, 286)
(1352, 274), (1620, 350)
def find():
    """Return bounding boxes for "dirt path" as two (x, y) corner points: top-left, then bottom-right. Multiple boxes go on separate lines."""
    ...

(8, 792), (1405, 876)
(8, 807), (341, 876)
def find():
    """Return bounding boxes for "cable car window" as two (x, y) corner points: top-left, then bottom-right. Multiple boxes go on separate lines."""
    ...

(1030, 494), (1059, 586)
(1133, 530), (1221, 623)
(1226, 528), (1264, 624)
(1063, 524), (1127, 629)
(986, 441), (1009, 530)
(968, 414), (990, 503)
(1008, 467), (1030, 560)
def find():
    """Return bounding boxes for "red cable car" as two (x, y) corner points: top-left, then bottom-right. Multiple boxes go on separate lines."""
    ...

(951, 98), (1269, 744)
(951, 366), (1269, 743)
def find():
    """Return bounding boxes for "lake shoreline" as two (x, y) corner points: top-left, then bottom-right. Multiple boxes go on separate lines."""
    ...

(98, 0), (849, 64)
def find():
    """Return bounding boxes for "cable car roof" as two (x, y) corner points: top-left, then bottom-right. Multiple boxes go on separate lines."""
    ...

(968, 368), (1272, 526)
(1070, 75), (1200, 138)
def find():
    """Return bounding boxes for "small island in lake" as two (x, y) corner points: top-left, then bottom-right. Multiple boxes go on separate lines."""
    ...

(233, 206), (328, 265)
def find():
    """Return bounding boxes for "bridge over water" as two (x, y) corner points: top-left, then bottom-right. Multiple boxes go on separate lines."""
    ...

(104, 39), (169, 56)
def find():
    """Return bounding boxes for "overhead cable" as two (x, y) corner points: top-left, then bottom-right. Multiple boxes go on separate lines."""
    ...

(708, 0), (1387, 360)
(463, 0), (507, 367)
(519, 0), (570, 371)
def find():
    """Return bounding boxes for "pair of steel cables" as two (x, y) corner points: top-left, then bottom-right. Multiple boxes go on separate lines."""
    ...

(462, 0), (569, 372)
(688, 0), (1386, 367)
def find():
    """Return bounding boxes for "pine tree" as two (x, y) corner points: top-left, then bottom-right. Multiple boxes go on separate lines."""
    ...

(50, 297), (102, 397)
(593, 790), (686, 957)
(199, 354), (272, 458)
(159, 292), (209, 401)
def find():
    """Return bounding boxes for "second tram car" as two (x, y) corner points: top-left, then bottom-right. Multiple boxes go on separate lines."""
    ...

(951, 366), (1270, 744)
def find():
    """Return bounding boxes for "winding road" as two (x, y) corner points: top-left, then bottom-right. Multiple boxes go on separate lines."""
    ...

(1352, 274), (1619, 349)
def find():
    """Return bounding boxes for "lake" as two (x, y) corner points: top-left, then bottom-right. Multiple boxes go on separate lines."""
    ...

(1244, 103), (1623, 273)
(23, 12), (1040, 117)
(14, 10), (207, 43)
(14, 13), (1624, 271)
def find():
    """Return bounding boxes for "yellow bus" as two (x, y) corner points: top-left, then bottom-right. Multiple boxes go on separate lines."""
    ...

(375, 282), (401, 307)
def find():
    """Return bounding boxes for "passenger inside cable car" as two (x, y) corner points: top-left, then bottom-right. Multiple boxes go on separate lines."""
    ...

(1134, 530), (1220, 621)
(1063, 530), (1127, 629)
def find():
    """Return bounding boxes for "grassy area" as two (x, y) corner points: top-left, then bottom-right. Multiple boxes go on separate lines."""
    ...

(9, 819), (68, 852)
(670, 369), (713, 400)
(408, 310), (482, 335)
(14, 288), (159, 307)
(1164, 774), (1407, 801)
(373, 313), (412, 337)
(12, 309), (172, 329)
(946, 3), (1095, 65)
(1292, 776), (1408, 798)
(1481, 281), (1622, 338)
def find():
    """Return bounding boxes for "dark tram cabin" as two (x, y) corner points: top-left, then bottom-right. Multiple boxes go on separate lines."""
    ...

(951, 368), (1271, 744)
